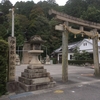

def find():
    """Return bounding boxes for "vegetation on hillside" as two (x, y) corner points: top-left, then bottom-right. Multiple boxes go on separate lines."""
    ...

(0, 0), (100, 56)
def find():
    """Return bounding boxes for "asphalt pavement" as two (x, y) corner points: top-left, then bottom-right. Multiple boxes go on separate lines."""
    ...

(1, 64), (100, 100)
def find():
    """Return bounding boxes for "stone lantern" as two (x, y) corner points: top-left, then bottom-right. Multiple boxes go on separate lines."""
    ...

(28, 35), (43, 68)
(18, 35), (56, 92)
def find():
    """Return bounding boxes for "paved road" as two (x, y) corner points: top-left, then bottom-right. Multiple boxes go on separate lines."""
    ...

(1, 64), (100, 100)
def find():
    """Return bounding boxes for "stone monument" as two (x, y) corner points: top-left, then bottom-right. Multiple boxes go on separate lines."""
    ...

(16, 54), (20, 65)
(22, 41), (32, 64)
(18, 35), (56, 92)
(45, 55), (50, 64)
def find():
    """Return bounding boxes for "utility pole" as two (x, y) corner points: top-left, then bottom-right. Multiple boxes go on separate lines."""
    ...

(12, 7), (14, 37)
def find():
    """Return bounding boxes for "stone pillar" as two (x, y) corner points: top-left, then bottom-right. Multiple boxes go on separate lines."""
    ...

(45, 55), (50, 64)
(8, 37), (16, 81)
(62, 22), (68, 82)
(22, 41), (32, 64)
(57, 53), (59, 64)
(7, 37), (19, 93)
(92, 29), (100, 77)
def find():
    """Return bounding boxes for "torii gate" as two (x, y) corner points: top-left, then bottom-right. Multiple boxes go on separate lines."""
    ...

(49, 9), (100, 82)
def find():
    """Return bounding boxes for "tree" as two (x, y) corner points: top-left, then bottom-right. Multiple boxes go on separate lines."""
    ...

(14, 14), (29, 46)
(81, 6), (100, 23)
(37, 1), (63, 19)
(0, 13), (4, 24)
(15, 1), (35, 18)
(0, 39), (8, 96)
(29, 5), (44, 20)
(0, 24), (7, 39)
(1, 0), (12, 14)
(47, 0), (56, 4)
(1, 0), (100, 57)
(64, 0), (87, 17)
(7, 13), (29, 46)
(0, 11), (9, 40)
(49, 18), (62, 53)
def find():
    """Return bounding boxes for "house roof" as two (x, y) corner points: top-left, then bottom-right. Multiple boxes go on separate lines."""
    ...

(84, 39), (100, 47)
(52, 38), (100, 54)
(68, 40), (81, 49)
(52, 46), (62, 54)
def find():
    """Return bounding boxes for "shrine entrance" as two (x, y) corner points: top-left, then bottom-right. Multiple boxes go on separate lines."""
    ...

(49, 9), (100, 82)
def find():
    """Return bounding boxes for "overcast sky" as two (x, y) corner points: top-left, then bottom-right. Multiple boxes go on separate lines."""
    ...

(9, 0), (68, 6)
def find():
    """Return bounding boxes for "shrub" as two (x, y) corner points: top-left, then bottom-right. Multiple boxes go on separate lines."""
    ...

(73, 49), (92, 60)
(0, 39), (8, 96)
(68, 60), (93, 65)
(52, 58), (57, 64)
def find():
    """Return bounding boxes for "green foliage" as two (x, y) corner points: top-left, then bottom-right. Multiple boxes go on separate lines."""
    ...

(63, 0), (100, 43)
(7, 13), (29, 46)
(29, 15), (61, 55)
(29, 5), (44, 20)
(47, 0), (56, 4)
(64, 0), (87, 17)
(73, 48), (92, 60)
(0, 24), (7, 39)
(0, 12), (9, 40)
(15, 1), (35, 18)
(1, 0), (12, 14)
(51, 57), (57, 64)
(48, 18), (62, 53)
(0, 0), (100, 57)
(68, 60), (93, 65)
(0, 14), (4, 24)
(0, 39), (8, 96)
(81, 6), (100, 23)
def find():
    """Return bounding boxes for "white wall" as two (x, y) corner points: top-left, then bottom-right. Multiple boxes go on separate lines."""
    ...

(79, 41), (93, 51)
(68, 53), (74, 60)
(98, 52), (100, 63)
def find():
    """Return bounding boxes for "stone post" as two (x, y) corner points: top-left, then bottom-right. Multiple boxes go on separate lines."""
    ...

(8, 37), (16, 81)
(92, 29), (100, 77)
(62, 22), (69, 82)
(7, 37), (19, 93)
(22, 41), (31, 64)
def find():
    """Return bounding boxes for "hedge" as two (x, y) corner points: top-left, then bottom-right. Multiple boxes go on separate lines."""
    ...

(52, 58), (57, 64)
(68, 60), (94, 65)
(0, 39), (8, 96)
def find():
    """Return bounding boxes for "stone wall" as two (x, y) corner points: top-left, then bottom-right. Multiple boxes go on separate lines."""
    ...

(22, 41), (32, 64)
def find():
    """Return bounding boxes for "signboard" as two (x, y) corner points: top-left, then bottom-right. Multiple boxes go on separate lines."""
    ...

(8, 37), (16, 81)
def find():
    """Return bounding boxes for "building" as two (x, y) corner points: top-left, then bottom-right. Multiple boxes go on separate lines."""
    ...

(52, 39), (100, 63)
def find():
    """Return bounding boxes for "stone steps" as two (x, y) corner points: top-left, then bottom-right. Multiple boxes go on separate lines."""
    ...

(24, 69), (47, 73)
(18, 66), (56, 92)
(19, 77), (52, 85)
(19, 81), (56, 92)
(21, 72), (48, 79)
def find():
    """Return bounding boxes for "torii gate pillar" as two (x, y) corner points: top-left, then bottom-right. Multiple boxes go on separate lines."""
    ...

(92, 29), (100, 77)
(55, 22), (69, 82)
(62, 23), (68, 82)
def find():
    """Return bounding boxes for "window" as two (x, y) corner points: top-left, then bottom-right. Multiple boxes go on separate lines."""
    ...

(70, 55), (73, 59)
(83, 43), (87, 46)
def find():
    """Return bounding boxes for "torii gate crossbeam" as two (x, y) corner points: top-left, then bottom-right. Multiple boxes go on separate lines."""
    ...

(49, 9), (100, 30)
